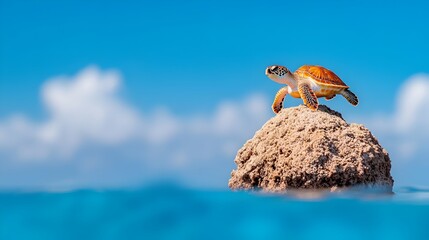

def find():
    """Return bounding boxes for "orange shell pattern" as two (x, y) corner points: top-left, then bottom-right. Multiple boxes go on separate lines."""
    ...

(295, 65), (348, 87)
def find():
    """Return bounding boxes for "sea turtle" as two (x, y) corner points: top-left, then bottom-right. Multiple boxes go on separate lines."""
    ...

(265, 65), (358, 113)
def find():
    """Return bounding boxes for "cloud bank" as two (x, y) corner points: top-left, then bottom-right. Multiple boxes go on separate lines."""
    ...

(1, 67), (428, 189)
(0, 66), (271, 189)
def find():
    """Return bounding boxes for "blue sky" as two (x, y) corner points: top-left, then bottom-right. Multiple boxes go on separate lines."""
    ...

(0, 0), (428, 190)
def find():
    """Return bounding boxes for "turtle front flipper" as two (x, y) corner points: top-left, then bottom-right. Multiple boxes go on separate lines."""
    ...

(272, 87), (288, 114)
(340, 89), (358, 106)
(298, 83), (318, 111)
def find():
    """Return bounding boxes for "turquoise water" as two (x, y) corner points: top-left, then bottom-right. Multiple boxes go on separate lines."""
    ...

(1, 185), (428, 240)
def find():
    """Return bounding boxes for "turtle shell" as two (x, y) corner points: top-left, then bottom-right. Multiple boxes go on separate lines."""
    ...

(295, 65), (348, 87)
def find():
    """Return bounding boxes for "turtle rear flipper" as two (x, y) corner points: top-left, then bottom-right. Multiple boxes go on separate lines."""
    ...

(340, 89), (358, 106)
(298, 83), (318, 111)
(272, 87), (288, 114)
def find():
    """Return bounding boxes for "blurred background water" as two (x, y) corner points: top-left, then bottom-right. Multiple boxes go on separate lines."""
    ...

(1, 185), (429, 240)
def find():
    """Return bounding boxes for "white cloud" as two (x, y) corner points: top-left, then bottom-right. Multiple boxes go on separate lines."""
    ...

(364, 74), (429, 159)
(0, 66), (271, 189)
(393, 74), (429, 134)
(0, 66), (144, 160)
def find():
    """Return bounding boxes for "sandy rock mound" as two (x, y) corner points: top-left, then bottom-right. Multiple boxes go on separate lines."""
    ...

(228, 105), (393, 191)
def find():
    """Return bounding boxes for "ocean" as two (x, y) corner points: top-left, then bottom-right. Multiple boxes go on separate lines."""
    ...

(1, 185), (428, 240)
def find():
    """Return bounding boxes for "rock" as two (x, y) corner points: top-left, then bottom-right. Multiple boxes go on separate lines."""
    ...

(228, 105), (393, 192)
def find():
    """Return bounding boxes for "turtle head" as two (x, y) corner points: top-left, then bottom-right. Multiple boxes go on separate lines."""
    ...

(265, 65), (291, 84)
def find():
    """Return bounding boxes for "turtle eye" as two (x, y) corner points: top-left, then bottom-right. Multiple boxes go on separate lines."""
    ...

(271, 66), (278, 71)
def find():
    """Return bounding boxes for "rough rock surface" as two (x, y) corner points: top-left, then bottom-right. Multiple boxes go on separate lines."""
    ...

(228, 105), (393, 191)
